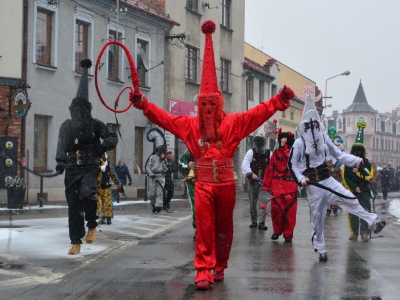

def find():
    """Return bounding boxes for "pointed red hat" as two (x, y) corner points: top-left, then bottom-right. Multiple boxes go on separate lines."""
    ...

(200, 20), (218, 94)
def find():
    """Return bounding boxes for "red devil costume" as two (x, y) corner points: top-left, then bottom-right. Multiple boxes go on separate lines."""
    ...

(132, 20), (294, 290)
(263, 130), (297, 242)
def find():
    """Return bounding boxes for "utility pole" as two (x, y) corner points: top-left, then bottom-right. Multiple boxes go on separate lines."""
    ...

(116, 0), (119, 40)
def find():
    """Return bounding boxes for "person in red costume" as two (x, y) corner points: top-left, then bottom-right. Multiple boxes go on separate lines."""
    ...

(132, 20), (294, 290)
(263, 129), (298, 243)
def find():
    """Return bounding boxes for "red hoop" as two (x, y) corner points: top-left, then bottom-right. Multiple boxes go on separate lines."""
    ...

(95, 41), (141, 113)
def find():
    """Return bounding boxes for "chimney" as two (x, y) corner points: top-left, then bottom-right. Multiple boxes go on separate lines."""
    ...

(392, 110), (397, 119)
(332, 110), (338, 116)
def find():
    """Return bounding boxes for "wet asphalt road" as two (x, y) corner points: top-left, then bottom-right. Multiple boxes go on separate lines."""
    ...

(0, 191), (399, 300)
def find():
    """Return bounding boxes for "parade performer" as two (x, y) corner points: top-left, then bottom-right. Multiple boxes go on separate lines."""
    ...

(342, 121), (373, 242)
(97, 153), (121, 225)
(164, 150), (177, 210)
(262, 129), (297, 242)
(326, 126), (344, 216)
(241, 134), (270, 230)
(55, 59), (118, 255)
(131, 21), (294, 290)
(179, 149), (197, 240)
(145, 128), (168, 214)
(288, 84), (386, 262)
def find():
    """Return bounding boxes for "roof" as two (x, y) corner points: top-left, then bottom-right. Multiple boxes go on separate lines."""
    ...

(243, 57), (275, 80)
(344, 81), (376, 113)
(121, 0), (180, 26)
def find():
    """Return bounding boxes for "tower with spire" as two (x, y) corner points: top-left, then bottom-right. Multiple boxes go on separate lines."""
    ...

(323, 80), (400, 167)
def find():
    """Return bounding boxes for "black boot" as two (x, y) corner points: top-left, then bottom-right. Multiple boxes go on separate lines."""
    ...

(326, 209), (331, 216)
(319, 253), (328, 262)
(99, 216), (106, 224)
(152, 205), (156, 213)
(249, 221), (257, 228)
(258, 221), (268, 231)
(106, 217), (112, 225)
(271, 233), (279, 240)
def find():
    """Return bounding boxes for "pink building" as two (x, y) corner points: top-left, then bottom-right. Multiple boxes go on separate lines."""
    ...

(323, 81), (400, 168)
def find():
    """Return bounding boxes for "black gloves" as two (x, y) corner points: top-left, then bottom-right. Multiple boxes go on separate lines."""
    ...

(56, 162), (65, 175)
(128, 182), (133, 186)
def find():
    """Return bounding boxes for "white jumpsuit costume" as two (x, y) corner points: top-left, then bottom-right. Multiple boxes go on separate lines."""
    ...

(288, 123), (380, 255)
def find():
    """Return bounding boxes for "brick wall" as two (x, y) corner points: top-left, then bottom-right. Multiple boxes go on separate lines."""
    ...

(0, 85), (23, 176)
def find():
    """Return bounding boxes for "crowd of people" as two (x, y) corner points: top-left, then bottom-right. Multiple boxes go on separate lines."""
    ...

(56, 20), (387, 291)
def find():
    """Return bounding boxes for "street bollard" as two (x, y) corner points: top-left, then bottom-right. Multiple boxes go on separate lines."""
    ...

(144, 176), (147, 201)
(39, 175), (44, 207)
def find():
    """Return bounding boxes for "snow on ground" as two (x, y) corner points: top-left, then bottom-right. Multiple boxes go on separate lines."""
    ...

(0, 198), (186, 211)
(389, 199), (400, 224)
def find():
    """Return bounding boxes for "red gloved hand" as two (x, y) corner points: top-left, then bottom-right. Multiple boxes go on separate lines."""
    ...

(130, 92), (148, 110)
(279, 85), (295, 102)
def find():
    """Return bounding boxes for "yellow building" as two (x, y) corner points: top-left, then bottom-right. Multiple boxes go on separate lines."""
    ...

(244, 42), (319, 134)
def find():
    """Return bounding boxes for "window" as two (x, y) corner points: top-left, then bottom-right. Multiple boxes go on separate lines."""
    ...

(371, 118), (374, 131)
(381, 139), (383, 150)
(246, 78), (254, 101)
(385, 119), (392, 133)
(107, 124), (119, 166)
(108, 29), (123, 82)
(373, 138), (375, 149)
(34, 115), (51, 171)
(75, 21), (89, 73)
(259, 81), (265, 103)
(220, 59), (231, 92)
(221, 0), (231, 28)
(290, 111), (294, 120)
(185, 45), (198, 82)
(271, 84), (278, 96)
(186, 0), (198, 11)
(134, 127), (144, 174)
(137, 38), (150, 87)
(282, 111), (286, 118)
(337, 116), (343, 131)
(347, 118), (351, 127)
(74, 7), (94, 73)
(36, 9), (53, 66)
(376, 116), (381, 131)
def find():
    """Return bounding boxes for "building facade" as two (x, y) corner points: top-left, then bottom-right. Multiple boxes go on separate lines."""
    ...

(0, 0), (28, 204)
(24, 0), (178, 202)
(164, 0), (245, 178)
(324, 81), (400, 168)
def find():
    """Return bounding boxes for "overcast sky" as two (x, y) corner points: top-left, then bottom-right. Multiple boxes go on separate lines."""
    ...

(245, 0), (400, 116)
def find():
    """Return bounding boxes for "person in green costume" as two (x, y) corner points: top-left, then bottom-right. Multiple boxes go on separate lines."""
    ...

(326, 126), (344, 216)
(342, 120), (374, 242)
(179, 150), (197, 240)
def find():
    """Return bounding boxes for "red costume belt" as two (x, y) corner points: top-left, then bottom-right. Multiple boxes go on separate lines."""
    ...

(273, 176), (295, 181)
(195, 158), (235, 182)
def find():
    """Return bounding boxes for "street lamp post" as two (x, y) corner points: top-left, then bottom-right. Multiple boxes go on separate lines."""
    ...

(323, 70), (350, 113)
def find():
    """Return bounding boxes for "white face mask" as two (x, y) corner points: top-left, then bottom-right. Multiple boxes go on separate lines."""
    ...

(298, 119), (328, 156)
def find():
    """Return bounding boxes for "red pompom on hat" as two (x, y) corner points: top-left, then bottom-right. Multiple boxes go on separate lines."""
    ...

(201, 20), (216, 34)
(273, 119), (278, 124)
(260, 204), (266, 210)
(199, 20), (218, 95)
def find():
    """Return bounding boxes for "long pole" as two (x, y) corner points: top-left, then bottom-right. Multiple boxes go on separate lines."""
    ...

(116, 0), (119, 40)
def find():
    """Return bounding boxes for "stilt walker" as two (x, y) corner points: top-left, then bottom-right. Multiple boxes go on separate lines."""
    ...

(131, 20), (294, 289)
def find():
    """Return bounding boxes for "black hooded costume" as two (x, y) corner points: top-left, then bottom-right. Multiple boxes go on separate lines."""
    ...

(55, 59), (118, 245)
